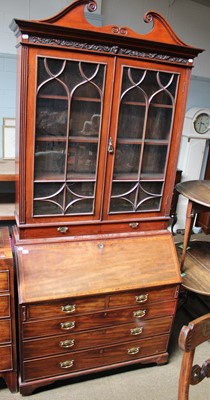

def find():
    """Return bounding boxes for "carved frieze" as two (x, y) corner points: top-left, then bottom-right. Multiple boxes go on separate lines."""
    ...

(29, 36), (189, 64)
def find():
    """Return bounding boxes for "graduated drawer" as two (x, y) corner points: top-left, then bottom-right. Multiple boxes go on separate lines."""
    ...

(0, 345), (12, 371)
(0, 270), (9, 292)
(23, 334), (169, 381)
(25, 296), (106, 320)
(0, 294), (10, 318)
(22, 315), (173, 359)
(108, 286), (177, 308)
(22, 300), (177, 339)
(0, 320), (11, 343)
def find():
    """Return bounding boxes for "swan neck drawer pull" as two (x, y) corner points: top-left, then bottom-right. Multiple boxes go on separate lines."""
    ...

(133, 309), (146, 319)
(60, 321), (75, 330)
(135, 294), (148, 303)
(130, 327), (143, 336)
(61, 304), (76, 313)
(59, 360), (74, 369)
(127, 347), (140, 355)
(60, 339), (75, 348)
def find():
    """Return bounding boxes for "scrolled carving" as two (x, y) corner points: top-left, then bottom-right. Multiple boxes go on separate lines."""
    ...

(112, 26), (128, 35)
(191, 360), (210, 385)
(144, 12), (153, 24)
(87, 1), (97, 13)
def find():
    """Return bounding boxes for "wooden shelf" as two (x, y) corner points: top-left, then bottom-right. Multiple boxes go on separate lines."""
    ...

(0, 203), (15, 220)
(0, 160), (15, 182)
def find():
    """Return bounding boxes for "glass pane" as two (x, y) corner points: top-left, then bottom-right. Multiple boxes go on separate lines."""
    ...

(34, 141), (66, 180)
(145, 106), (173, 140)
(141, 145), (168, 176)
(34, 182), (95, 216)
(137, 182), (163, 211)
(34, 56), (106, 217)
(108, 65), (179, 215)
(113, 144), (141, 178)
(109, 181), (163, 213)
(67, 142), (98, 177)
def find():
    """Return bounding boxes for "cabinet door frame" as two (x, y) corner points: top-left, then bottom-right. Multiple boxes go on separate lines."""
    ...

(24, 47), (115, 225)
(102, 57), (189, 222)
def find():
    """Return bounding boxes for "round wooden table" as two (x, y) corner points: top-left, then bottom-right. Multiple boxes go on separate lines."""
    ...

(176, 180), (210, 296)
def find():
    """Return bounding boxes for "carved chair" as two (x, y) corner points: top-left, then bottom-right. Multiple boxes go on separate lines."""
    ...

(178, 313), (210, 400)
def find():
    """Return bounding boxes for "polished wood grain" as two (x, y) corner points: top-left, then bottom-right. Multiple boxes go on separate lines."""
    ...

(15, 233), (181, 303)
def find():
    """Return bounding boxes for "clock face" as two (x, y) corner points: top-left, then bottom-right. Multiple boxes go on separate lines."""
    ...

(194, 112), (210, 134)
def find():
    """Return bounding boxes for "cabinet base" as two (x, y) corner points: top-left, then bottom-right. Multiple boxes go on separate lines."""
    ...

(0, 371), (18, 393)
(19, 353), (168, 396)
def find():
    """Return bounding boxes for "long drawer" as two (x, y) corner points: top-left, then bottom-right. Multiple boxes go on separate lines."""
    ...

(22, 300), (177, 339)
(23, 316), (173, 359)
(0, 270), (9, 291)
(23, 334), (169, 381)
(24, 286), (178, 320)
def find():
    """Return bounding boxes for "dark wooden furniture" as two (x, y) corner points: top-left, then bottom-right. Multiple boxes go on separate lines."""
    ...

(0, 227), (17, 392)
(197, 149), (210, 234)
(10, 0), (202, 395)
(178, 313), (210, 400)
(170, 169), (182, 234)
(176, 180), (210, 296)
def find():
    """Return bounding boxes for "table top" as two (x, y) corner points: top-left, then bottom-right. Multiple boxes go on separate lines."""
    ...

(176, 180), (210, 208)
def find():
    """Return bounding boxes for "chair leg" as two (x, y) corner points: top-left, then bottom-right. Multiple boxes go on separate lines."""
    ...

(178, 350), (195, 400)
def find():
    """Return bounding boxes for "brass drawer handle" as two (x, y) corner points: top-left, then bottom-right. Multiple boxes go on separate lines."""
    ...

(60, 339), (75, 348)
(61, 304), (76, 313)
(57, 226), (69, 234)
(59, 360), (74, 369)
(60, 321), (75, 330)
(130, 327), (143, 336)
(127, 347), (140, 355)
(133, 309), (146, 319)
(129, 222), (139, 229)
(135, 294), (148, 303)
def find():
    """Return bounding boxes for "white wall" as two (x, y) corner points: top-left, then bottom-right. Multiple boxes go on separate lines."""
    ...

(101, 0), (210, 79)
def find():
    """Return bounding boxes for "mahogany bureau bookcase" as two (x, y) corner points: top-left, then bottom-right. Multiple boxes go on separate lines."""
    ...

(9, 0), (202, 395)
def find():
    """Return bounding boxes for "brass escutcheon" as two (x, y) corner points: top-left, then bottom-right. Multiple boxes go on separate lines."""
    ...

(129, 222), (139, 229)
(127, 347), (140, 355)
(59, 360), (74, 369)
(130, 327), (143, 336)
(61, 304), (76, 313)
(60, 321), (75, 330)
(59, 339), (75, 348)
(57, 226), (69, 234)
(133, 309), (146, 319)
(135, 294), (148, 303)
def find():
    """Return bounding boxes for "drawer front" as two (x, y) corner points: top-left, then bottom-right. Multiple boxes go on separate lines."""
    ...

(0, 345), (12, 371)
(0, 320), (11, 343)
(0, 294), (10, 318)
(0, 270), (9, 292)
(22, 300), (177, 339)
(23, 334), (169, 381)
(27, 296), (106, 320)
(23, 316), (173, 359)
(109, 286), (177, 308)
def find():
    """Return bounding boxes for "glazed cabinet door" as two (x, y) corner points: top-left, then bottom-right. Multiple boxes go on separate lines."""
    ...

(25, 48), (115, 224)
(103, 58), (182, 221)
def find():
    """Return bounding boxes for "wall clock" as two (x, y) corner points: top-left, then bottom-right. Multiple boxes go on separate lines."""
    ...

(182, 107), (210, 138)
